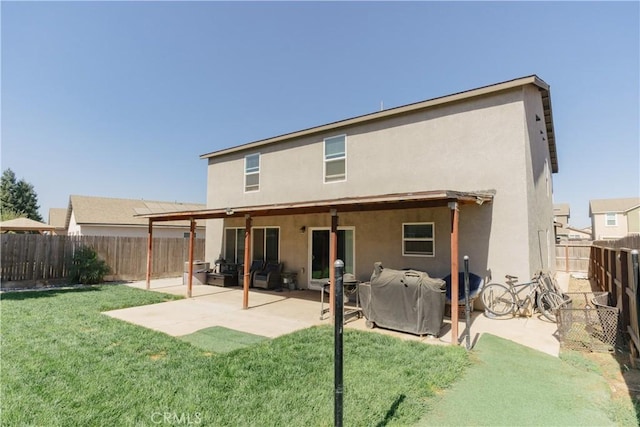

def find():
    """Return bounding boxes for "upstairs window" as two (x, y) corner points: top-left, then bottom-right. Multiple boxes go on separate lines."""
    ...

(605, 213), (617, 226)
(324, 135), (346, 183)
(403, 223), (435, 257)
(245, 153), (260, 192)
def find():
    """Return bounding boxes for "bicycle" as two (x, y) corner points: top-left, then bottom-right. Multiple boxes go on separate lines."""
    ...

(481, 271), (565, 322)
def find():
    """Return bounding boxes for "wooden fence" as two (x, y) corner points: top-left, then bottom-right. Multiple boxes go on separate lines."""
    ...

(555, 242), (592, 273)
(1, 234), (205, 288)
(589, 236), (640, 363)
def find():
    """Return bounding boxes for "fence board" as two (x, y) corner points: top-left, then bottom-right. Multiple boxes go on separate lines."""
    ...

(0, 234), (205, 287)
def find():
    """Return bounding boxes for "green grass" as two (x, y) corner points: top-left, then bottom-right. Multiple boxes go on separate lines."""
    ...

(1, 285), (469, 426)
(418, 333), (637, 426)
(178, 326), (268, 353)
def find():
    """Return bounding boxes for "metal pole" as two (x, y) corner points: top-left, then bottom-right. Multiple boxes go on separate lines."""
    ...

(334, 259), (344, 427)
(463, 255), (471, 351)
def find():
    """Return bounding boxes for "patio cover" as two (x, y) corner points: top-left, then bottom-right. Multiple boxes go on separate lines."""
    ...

(137, 189), (495, 345)
(0, 217), (57, 234)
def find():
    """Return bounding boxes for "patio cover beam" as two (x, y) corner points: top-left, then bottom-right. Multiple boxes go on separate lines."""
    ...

(140, 189), (494, 342)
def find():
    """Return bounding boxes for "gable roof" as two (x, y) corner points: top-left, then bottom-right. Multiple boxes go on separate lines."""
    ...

(48, 208), (68, 228)
(65, 195), (206, 229)
(589, 197), (640, 215)
(0, 217), (56, 233)
(200, 74), (558, 173)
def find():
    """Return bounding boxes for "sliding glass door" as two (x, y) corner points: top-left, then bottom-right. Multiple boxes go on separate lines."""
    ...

(309, 228), (354, 283)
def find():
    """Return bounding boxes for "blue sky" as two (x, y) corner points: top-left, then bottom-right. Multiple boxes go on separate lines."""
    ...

(2, 1), (638, 228)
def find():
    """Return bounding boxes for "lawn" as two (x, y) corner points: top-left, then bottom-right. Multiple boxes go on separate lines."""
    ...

(0, 285), (469, 426)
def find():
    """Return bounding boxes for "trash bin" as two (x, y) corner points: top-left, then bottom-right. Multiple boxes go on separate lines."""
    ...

(183, 261), (210, 286)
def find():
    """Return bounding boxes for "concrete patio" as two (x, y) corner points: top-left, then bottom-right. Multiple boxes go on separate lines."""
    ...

(104, 273), (570, 357)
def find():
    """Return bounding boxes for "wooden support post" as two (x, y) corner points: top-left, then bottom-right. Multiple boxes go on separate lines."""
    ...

(329, 210), (338, 317)
(243, 215), (252, 310)
(187, 218), (196, 298)
(449, 201), (460, 345)
(146, 220), (153, 289)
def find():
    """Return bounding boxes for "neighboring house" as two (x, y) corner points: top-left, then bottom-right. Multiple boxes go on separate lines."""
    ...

(554, 203), (571, 242)
(48, 208), (68, 235)
(66, 195), (206, 238)
(554, 204), (570, 227)
(590, 197), (640, 240)
(566, 226), (592, 241)
(196, 75), (558, 289)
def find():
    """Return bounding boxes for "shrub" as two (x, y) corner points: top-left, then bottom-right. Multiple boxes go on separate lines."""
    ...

(69, 246), (110, 284)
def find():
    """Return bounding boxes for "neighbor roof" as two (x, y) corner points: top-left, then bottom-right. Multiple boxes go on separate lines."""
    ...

(200, 75), (558, 173)
(48, 208), (68, 228)
(0, 217), (56, 233)
(589, 197), (640, 214)
(65, 195), (206, 229)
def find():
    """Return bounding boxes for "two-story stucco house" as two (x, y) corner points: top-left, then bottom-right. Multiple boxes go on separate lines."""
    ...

(194, 75), (558, 291)
(590, 197), (640, 240)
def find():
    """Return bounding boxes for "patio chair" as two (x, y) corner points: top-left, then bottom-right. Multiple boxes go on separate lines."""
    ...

(238, 260), (264, 288)
(253, 262), (283, 290)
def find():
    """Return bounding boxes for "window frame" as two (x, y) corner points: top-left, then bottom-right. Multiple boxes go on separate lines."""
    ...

(402, 222), (435, 257)
(605, 213), (617, 227)
(323, 134), (346, 183)
(251, 226), (280, 263)
(244, 153), (260, 192)
(223, 227), (245, 264)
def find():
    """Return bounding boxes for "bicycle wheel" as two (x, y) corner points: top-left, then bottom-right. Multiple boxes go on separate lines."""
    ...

(537, 291), (565, 322)
(481, 283), (515, 316)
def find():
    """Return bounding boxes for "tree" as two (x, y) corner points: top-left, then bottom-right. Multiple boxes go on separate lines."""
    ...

(0, 168), (43, 222)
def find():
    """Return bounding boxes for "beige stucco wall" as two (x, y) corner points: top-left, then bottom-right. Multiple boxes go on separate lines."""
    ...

(592, 213), (630, 240)
(205, 85), (556, 283)
(216, 206), (492, 288)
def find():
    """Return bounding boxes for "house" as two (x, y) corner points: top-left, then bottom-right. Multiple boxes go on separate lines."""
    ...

(564, 226), (592, 241)
(66, 195), (206, 238)
(589, 197), (640, 240)
(554, 204), (570, 227)
(48, 208), (68, 235)
(195, 75), (558, 289)
(553, 203), (571, 242)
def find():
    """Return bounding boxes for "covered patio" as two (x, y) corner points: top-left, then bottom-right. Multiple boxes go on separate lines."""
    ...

(138, 189), (495, 345)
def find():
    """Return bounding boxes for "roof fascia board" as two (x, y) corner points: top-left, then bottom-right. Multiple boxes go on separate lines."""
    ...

(138, 190), (495, 223)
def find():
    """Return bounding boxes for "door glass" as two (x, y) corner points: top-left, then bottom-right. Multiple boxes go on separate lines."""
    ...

(311, 229), (353, 280)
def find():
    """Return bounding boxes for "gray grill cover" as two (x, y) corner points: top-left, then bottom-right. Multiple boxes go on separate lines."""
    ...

(359, 263), (446, 336)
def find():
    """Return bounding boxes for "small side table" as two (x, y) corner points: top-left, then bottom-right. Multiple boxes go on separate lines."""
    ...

(281, 272), (298, 290)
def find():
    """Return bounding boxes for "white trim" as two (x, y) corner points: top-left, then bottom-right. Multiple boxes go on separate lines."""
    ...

(307, 226), (356, 288)
(323, 134), (347, 183)
(251, 226), (281, 262)
(402, 222), (435, 257)
(605, 212), (617, 227)
(244, 153), (260, 193)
